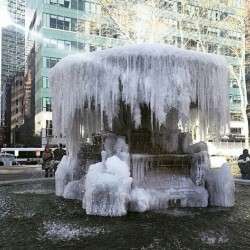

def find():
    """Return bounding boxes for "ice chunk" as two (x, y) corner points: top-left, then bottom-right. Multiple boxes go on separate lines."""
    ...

(130, 176), (208, 212)
(206, 163), (235, 207)
(83, 156), (132, 216)
(55, 156), (73, 197)
(63, 178), (85, 201)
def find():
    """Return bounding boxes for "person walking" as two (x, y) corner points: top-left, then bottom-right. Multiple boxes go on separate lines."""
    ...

(42, 144), (54, 177)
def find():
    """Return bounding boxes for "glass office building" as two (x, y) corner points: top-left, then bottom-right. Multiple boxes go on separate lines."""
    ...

(26, 0), (124, 146)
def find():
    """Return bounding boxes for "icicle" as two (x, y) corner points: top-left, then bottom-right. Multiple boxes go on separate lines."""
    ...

(50, 43), (230, 179)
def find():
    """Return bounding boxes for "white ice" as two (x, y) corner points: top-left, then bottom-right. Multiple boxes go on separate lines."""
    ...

(50, 44), (234, 216)
(50, 43), (230, 164)
(206, 163), (235, 207)
(55, 156), (73, 197)
(82, 155), (132, 216)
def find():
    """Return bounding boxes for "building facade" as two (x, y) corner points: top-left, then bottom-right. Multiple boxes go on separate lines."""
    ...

(9, 71), (25, 146)
(25, 0), (124, 146)
(0, 0), (25, 128)
(25, 0), (247, 146)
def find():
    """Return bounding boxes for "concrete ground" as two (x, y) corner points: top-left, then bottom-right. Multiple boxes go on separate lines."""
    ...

(0, 164), (54, 185)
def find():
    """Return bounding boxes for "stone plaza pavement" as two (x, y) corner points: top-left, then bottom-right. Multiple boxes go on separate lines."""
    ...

(0, 164), (249, 185)
(0, 164), (54, 185)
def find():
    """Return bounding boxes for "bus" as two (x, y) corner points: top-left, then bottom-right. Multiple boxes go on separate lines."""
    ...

(1, 148), (44, 165)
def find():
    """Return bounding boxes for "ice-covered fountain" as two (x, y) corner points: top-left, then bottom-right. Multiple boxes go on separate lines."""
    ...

(49, 43), (234, 217)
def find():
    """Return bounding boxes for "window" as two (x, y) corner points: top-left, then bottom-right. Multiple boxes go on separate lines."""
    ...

(71, 18), (77, 31)
(72, 41), (84, 51)
(58, 0), (64, 7)
(46, 58), (50, 68)
(83, 1), (101, 13)
(20, 80), (23, 87)
(16, 108), (18, 114)
(85, 1), (90, 12)
(43, 77), (50, 88)
(64, 0), (71, 8)
(230, 128), (241, 134)
(16, 100), (18, 105)
(42, 97), (52, 111)
(46, 120), (53, 136)
(51, 58), (57, 67)
(71, 0), (77, 9)
(78, 0), (84, 11)
(46, 57), (58, 68)
(64, 18), (71, 30)
(57, 16), (64, 30)
(48, 14), (72, 30)
(50, 15), (57, 28)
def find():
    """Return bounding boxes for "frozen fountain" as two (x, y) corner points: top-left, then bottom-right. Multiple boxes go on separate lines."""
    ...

(49, 43), (234, 217)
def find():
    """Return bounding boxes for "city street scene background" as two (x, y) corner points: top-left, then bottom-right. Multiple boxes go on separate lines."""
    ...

(1, 1), (250, 249)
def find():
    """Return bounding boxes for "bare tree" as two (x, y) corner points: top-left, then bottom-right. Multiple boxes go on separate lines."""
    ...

(245, 0), (250, 75)
(78, 0), (178, 44)
(77, 0), (248, 143)
(217, 3), (249, 147)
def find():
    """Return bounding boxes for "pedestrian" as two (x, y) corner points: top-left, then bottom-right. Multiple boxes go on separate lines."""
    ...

(42, 144), (54, 177)
(238, 149), (250, 161)
(238, 149), (250, 179)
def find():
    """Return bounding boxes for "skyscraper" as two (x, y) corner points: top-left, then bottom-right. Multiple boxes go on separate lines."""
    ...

(0, 0), (25, 127)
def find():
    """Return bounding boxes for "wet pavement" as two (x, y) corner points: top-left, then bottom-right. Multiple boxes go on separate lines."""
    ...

(0, 164), (249, 185)
(0, 165), (54, 185)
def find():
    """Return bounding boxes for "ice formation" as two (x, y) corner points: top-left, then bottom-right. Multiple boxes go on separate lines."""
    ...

(82, 155), (132, 216)
(50, 44), (234, 216)
(55, 156), (72, 196)
(206, 164), (235, 207)
(50, 43), (229, 158)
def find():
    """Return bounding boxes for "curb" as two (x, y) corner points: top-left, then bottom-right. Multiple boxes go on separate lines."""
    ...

(234, 178), (250, 185)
